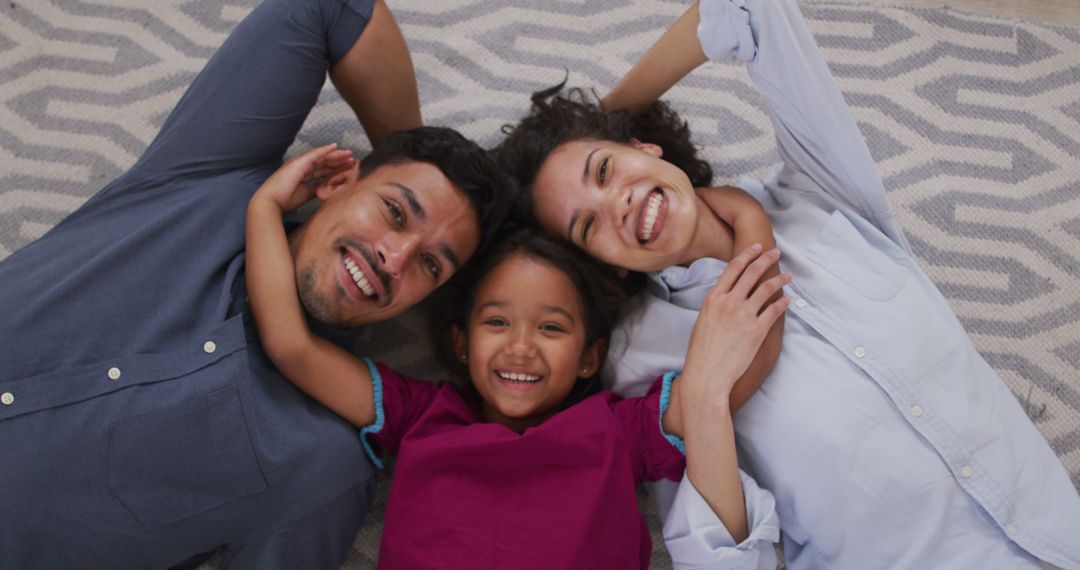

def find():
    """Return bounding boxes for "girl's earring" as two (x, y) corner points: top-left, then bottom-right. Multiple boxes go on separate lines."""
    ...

(461, 353), (468, 362)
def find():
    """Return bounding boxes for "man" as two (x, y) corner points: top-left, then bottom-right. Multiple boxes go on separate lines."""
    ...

(0, 0), (508, 567)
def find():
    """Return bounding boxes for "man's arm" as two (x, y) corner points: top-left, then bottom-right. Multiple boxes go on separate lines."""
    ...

(330, 0), (422, 147)
(699, 186), (784, 411)
(246, 144), (376, 428)
(661, 245), (790, 544)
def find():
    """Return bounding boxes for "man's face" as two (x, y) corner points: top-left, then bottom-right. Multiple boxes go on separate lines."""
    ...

(290, 160), (480, 328)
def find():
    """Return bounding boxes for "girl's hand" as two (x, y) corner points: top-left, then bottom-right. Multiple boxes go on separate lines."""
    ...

(256, 143), (357, 212)
(682, 245), (791, 397)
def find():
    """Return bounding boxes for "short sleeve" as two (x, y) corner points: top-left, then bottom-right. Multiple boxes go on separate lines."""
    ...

(613, 375), (687, 484)
(664, 470), (781, 569)
(358, 359), (440, 469)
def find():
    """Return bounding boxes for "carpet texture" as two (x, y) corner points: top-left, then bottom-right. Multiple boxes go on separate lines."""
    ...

(2, 1), (1078, 568)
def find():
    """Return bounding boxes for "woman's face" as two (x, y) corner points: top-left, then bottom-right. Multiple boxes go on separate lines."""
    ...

(532, 138), (701, 272)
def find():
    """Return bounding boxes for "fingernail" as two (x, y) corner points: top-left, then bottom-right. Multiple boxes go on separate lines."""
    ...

(751, 243), (762, 252)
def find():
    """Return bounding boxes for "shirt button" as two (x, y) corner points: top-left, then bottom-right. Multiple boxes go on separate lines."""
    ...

(961, 465), (973, 478)
(1006, 523), (1018, 536)
(664, 271), (677, 282)
(853, 346), (867, 359)
(107, 367), (122, 381)
(910, 404), (924, 417)
(203, 340), (217, 354)
(0, 392), (13, 406)
(794, 298), (808, 308)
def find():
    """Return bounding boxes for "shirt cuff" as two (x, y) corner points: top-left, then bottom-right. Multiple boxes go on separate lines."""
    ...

(357, 356), (386, 469)
(663, 469), (780, 569)
(697, 0), (757, 62)
(659, 371), (687, 454)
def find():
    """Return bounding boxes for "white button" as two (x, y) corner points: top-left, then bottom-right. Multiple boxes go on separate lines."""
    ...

(853, 346), (867, 359)
(107, 367), (122, 381)
(203, 340), (217, 354)
(664, 271), (677, 281)
(1006, 523), (1018, 536)
(794, 298), (808, 308)
(910, 404), (924, 417)
(0, 392), (13, 406)
(961, 465), (973, 478)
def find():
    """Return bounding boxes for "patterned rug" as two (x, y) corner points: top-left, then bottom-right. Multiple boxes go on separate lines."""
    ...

(2, 1), (1078, 568)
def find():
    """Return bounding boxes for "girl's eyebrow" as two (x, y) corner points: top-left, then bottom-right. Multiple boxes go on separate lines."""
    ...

(542, 305), (576, 324)
(476, 300), (576, 323)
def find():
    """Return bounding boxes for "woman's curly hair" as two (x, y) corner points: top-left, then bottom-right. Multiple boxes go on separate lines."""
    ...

(495, 79), (714, 223)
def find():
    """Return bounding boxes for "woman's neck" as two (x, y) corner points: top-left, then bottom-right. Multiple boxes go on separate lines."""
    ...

(679, 193), (736, 266)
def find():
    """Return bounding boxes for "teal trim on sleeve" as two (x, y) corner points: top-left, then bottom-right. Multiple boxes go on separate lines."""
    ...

(659, 370), (687, 455)
(357, 357), (386, 470)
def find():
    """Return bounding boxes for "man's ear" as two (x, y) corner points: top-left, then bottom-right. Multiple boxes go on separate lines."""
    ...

(630, 138), (663, 158)
(316, 159), (361, 201)
(578, 338), (606, 378)
(451, 324), (469, 363)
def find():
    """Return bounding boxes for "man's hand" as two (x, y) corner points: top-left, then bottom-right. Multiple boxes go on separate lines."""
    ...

(256, 143), (357, 212)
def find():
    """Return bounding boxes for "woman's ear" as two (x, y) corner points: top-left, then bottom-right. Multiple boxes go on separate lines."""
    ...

(630, 138), (663, 158)
(316, 159), (361, 201)
(451, 324), (469, 363)
(578, 338), (606, 378)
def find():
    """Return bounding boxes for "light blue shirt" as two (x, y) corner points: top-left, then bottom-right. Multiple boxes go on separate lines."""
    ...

(605, 0), (1080, 568)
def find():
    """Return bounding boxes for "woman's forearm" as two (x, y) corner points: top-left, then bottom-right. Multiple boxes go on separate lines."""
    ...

(602, 1), (707, 114)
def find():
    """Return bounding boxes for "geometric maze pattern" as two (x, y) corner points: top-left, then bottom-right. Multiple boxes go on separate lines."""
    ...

(2, 1), (1078, 568)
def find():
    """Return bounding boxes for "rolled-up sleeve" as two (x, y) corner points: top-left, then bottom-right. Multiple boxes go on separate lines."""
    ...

(664, 469), (780, 570)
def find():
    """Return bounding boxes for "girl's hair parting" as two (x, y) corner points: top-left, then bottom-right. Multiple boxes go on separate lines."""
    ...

(432, 225), (632, 408)
(494, 79), (714, 225)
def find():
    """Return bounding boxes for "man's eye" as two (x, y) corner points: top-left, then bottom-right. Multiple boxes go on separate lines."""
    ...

(598, 157), (608, 184)
(385, 200), (405, 226)
(422, 254), (441, 279)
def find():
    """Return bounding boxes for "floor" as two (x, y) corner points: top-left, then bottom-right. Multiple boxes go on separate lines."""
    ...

(826, 0), (1080, 27)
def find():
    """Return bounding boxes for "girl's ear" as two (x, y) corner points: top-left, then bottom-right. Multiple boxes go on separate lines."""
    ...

(630, 138), (663, 158)
(450, 324), (469, 363)
(578, 338), (606, 378)
(316, 159), (361, 201)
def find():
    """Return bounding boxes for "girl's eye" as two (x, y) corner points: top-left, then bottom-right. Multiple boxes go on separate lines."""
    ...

(483, 317), (508, 327)
(540, 323), (566, 333)
(422, 254), (441, 280)
(385, 200), (405, 226)
(598, 157), (609, 184)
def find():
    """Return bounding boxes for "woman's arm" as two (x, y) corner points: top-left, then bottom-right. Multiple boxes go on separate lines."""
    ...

(602, 2), (707, 114)
(245, 144), (376, 428)
(699, 186), (785, 411)
(662, 244), (791, 543)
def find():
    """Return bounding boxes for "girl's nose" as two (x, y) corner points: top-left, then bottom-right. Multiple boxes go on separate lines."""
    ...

(505, 332), (537, 358)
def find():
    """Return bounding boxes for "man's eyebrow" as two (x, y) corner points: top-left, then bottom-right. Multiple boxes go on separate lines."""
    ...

(391, 183), (425, 221)
(439, 242), (462, 274)
(582, 148), (599, 185)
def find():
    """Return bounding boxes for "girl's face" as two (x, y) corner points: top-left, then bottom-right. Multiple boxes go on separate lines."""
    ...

(453, 254), (602, 432)
(531, 138), (701, 272)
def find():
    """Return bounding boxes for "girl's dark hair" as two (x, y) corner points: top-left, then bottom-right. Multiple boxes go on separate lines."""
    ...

(433, 225), (631, 408)
(495, 80), (713, 224)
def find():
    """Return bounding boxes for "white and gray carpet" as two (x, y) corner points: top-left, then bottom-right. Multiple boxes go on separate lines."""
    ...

(2, 1), (1078, 568)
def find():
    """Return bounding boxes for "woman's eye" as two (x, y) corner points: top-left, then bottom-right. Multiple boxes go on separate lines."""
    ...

(385, 200), (405, 226)
(598, 157), (609, 184)
(582, 217), (594, 243)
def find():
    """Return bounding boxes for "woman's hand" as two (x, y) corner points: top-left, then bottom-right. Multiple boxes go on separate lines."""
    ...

(682, 244), (790, 398)
(256, 143), (357, 212)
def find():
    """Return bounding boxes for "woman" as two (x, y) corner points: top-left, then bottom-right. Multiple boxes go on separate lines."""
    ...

(497, 0), (1080, 568)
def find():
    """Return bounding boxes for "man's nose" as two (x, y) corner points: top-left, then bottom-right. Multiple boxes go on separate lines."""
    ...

(377, 232), (420, 278)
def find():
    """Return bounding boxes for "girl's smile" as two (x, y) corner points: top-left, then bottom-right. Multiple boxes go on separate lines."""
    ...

(454, 253), (601, 432)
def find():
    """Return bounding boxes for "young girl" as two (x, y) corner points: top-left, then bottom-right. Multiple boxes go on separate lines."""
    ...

(497, 0), (1080, 568)
(244, 144), (788, 568)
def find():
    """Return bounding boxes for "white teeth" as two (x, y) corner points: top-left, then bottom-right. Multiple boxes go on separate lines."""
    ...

(641, 193), (663, 241)
(343, 257), (376, 298)
(497, 371), (541, 383)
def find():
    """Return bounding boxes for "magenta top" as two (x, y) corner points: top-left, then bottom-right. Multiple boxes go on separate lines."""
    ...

(359, 360), (685, 569)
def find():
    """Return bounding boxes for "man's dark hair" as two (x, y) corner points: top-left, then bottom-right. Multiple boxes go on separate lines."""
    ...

(495, 81), (713, 224)
(362, 126), (514, 246)
(432, 225), (632, 409)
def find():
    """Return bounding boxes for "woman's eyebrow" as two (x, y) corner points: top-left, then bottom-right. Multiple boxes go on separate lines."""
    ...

(582, 148), (599, 184)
